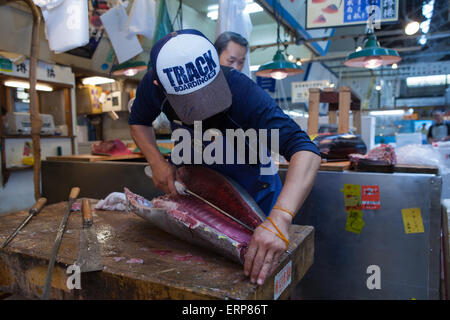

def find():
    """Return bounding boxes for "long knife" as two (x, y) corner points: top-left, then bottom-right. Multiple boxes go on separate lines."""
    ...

(42, 187), (80, 300)
(75, 199), (103, 272)
(1, 198), (47, 249)
(144, 166), (254, 232)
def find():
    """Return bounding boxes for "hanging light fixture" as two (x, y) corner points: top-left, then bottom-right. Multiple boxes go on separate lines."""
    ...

(255, 0), (303, 79)
(344, 32), (401, 69)
(111, 60), (147, 77)
(344, 1), (401, 69)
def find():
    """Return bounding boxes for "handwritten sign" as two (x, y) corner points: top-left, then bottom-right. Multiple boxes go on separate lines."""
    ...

(402, 208), (424, 234)
(306, 0), (398, 29)
(274, 260), (292, 300)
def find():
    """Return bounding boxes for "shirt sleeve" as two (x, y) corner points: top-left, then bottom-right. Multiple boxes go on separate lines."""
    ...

(128, 70), (162, 126)
(228, 71), (320, 161)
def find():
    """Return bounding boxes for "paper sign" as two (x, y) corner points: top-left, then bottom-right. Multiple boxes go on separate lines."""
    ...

(341, 184), (362, 210)
(402, 208), (424, 234)
(100, 4), (143, 64)
(342, 184), (361, 197)
(362, 185), (381, 210)
(344, 195), (362, 208)
(274, 261), (292, 300)
(345, 209), (365, 234)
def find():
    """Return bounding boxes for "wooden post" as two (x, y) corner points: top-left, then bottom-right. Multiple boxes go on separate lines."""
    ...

(21, 0), (42, 200)
(64, 88), (75, 154)
(307, 88), (320, 136)
(338, 87), (351, 134)
(353, 110), (362, 134)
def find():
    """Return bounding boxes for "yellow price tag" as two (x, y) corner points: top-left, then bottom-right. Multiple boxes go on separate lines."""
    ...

(342, 184), (361, 197)
(401, 208), (424, 234)
(345, 209), (365, 234)
(344, 195), (362, 207)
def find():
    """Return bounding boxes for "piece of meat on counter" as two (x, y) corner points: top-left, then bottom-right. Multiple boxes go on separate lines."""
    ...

(91, 139), (132, 156)
(125, 166), (266, 264)
(313, 133), (367, 160)
(349, 144), (397, 166)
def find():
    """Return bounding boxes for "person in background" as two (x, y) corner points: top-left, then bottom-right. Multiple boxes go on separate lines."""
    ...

(214, 31), (248, 72)
(427, 111), (450, 143)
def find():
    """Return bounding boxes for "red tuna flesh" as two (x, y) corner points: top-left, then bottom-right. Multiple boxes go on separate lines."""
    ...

(177, 166), (264, 229)
(125, 166), (266, 264)
(153, 195), (253, 245)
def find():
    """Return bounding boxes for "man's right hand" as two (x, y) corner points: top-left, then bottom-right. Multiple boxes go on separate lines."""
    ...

(150, 161), (179, 195)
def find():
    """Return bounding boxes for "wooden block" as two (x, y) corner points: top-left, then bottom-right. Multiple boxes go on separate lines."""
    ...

(338, 87), (351, 133)
(308, 89), (320, 136)
(46, 154), (145, 162)
(393, 164), (439, 175)
(353, 110), (362, 134)
(442, 205), (450, 300)
(0, 202), (314, 300)
(320, 161), (350, 172)
(329, 110), (337, 125)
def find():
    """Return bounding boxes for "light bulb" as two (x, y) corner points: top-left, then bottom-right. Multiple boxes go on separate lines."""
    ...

(124, 68), (139, 77)
(270, 70), (288, 80)
(375, 85), (382, 91)
(288, 54), (294, 61)
(363, 57), (383, 69)
(356, 46), (362, 52)
(392, 63), (398, 69)
(296, 60), (302, 66)
(405, 21), (420, 35)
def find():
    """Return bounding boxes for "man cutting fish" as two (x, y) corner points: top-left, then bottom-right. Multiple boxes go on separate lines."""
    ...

(129, 29), (321, 285)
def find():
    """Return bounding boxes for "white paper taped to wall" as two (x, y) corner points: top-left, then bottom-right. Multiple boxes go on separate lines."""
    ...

(100, 2), (143, 64)
(41, 0), (89, 54)
(127, 0), (157, 40)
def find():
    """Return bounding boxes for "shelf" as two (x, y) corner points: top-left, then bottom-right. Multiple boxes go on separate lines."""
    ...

(5, 166), (33, 172)
(1, 135), (74, 139)
(1, 166), (33, 186)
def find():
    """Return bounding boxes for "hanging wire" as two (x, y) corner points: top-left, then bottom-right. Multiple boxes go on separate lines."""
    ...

(274, 0), (282, 51)
(171, 0), (183, 30)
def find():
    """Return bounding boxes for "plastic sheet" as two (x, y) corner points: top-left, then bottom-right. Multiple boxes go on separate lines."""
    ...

(396, 144), (450, 174)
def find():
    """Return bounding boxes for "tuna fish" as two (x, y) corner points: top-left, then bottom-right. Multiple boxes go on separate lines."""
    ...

(125, 166), (266, 264)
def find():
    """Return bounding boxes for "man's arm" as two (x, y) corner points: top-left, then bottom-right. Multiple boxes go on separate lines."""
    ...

(244, 150), (321, 284)
(130, 124), (178, 195)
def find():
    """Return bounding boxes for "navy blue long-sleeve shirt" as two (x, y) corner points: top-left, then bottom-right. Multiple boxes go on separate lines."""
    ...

(129, 68), (319, 162)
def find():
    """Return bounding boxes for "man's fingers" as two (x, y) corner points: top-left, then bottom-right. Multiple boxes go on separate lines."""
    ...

(257, 250), (274, 285)
(269, 251), (283, 275)
(167, 179), (178, 195)
(244, 244), (258, 277)
(250, 247), (267, 284)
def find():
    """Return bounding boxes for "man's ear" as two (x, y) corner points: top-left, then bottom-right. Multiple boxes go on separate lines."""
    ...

(153, 80), (159, 86)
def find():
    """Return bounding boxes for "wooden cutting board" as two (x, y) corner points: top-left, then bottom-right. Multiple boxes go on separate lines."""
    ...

(46, 154), (145, 162)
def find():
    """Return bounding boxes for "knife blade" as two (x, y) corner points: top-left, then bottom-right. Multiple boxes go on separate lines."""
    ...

(144, 166), (254, 232)
(1, 197), (47, 249)
(75, 199), (103, 273)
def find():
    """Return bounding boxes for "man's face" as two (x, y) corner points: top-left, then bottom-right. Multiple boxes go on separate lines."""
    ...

(219, 41), (247, 71)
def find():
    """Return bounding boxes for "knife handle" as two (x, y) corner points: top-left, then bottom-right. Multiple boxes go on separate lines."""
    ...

(30, 197), (47, 215)
(69, 187), (80, 200)
(82, 199), (93, 227)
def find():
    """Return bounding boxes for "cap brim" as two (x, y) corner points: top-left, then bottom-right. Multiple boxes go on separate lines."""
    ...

(166, 69), (232, 125)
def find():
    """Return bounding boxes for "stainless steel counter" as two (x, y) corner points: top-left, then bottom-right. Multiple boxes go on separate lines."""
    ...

(42, 160), (442, 299)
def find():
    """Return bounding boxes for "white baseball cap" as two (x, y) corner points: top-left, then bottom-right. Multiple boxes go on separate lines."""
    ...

(150, 29), (232, 125)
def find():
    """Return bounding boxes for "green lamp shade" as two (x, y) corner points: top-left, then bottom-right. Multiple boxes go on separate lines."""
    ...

(255, 50), (303, 79)
(112, 60), (147, 77)
(344, 34), (401, 68)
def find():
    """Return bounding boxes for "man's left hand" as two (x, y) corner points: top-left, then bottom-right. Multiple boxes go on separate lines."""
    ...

(243, 211), (291, 285)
